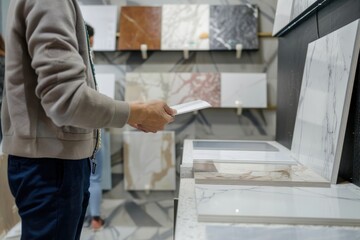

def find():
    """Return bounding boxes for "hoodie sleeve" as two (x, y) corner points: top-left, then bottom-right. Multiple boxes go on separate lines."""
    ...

(25, 0), (129, 128)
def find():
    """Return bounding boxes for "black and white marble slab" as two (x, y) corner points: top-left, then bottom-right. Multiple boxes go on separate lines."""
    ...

(291, 19), (360, 183)
(210, 5), (259, 50)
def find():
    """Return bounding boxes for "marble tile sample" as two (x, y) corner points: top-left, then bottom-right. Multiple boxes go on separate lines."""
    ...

(80, 5), (118, 51)
(193, 140), (296, 165)
(291, 20), (360, 183)
(125, 73), (221, 107)
(118, 7), (161, 50)
(210, 5), (259, 50)
(195, 183), (360, 226)
(291, 0), (317, 20)
(220, 73), (267, 108)
(193, 163), (329, 187)
(123, 131), (175, 190)
(272, 0), (294, 35)
(161, 5), (210, 50)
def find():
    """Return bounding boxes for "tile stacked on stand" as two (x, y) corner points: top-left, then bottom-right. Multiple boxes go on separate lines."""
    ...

(194, 163), (329, 187)
(192, 140), (296, 165)
(291, 19), (360, 183)
(191, 19), (360, 187)
(161, 5), (210, 50)
(123, 131), (176, 191)
(210, 5), (259, 50)
(118, 6), (162, 50)
(195, 183), (360, 226)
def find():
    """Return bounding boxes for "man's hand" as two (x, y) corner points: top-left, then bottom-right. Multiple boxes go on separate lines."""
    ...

(127, 100), (177, 133)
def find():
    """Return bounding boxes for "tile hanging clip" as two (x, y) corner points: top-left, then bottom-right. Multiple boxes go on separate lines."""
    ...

(235, 100), (243, 116)
(140, 44), (148, 59)
(183, 44), (189, 60)
(236, 43), (243, 59)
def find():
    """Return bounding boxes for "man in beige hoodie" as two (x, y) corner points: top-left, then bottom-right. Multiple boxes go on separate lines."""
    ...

(3, 0), (176, 239)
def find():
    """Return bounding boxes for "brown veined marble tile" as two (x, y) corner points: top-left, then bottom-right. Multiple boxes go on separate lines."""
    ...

(118, 6), (162, 50)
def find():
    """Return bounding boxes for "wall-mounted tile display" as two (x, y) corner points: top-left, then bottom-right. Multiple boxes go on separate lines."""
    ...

(291, 19), (360, 183)
(291, 0), (317, 20)
(161, 5), (210, 50)
(118, 6), (161, 50)
(195, 183), (360, 225)
(272, 0), (294, 35)
(80, 5), (118, 51)
(125, 73), (221, 107)
(194, 162), (329, 187)
(210, 5), (258, 50)
(123, 131), (175, 190)
(220, 73), (267, 108)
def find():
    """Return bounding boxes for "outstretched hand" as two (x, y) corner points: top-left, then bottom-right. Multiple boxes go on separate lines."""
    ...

(127, 100), (177, 133)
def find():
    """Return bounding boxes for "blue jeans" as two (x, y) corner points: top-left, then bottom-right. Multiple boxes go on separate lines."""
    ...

(7, 155), (90, 240)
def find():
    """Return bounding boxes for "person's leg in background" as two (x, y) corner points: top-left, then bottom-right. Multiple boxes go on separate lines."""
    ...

(7, 155), (90, 240)
(88, 129), (105, 230)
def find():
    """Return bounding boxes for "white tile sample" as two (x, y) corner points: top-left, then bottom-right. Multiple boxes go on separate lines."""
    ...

(193, 140), (296, 165)
(176, 179), (360, 240)
(125, 73), (221, 107)
(195, 184), (360, 226)
(291, 0), (317, 20)
(96, 73), (116, 99)
(291, 20), (360, 183)
(123, 131), (175, 190)
(272, 0), (294, 35)
(80, 5), (118, 51)
(220, 73), (267, 108)
(194, 163), (329, 187)
(161, 5), (210, 50)
(172, 100), (211, 115)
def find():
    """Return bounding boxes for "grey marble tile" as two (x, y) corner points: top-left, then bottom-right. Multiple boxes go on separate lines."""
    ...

(291, 19), (360, 183)
(210, 5), (259, 50)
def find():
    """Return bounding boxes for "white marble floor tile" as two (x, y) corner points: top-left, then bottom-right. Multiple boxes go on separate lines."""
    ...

(161, 5), (210, 50)
(195, 183), (360, 226)
(291, 19), (360, 183)
(123, 131), (176, 190)
(220, 73), (267, 108)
